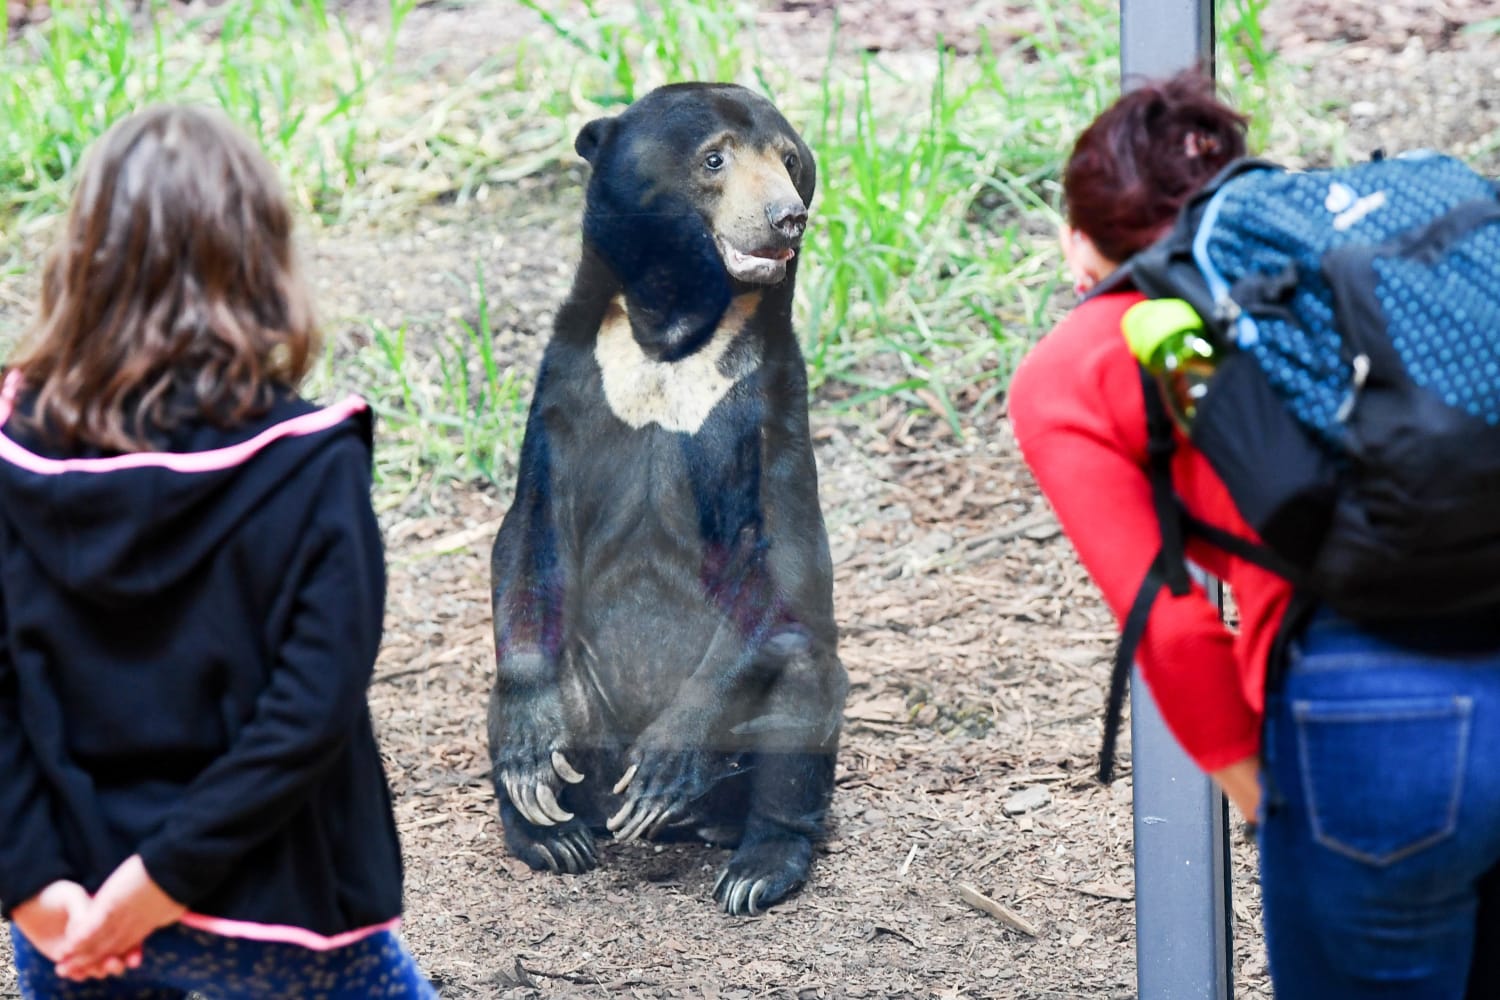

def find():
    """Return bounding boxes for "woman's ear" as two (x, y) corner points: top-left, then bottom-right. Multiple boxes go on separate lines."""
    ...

(1058, 224), (1117, 295)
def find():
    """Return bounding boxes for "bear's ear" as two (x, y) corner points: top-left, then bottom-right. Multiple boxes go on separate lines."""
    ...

(793, 137), (817, 205)
(575, 117), (616, 165)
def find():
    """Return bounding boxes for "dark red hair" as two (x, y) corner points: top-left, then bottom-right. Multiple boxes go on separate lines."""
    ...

(1063, 71), (1249, 264)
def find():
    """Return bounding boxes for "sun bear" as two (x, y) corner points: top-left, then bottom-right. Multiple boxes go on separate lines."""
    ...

(487, 83), (848, 915)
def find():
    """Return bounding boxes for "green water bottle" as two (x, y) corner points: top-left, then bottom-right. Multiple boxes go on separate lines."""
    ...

(1122, 298), (1217, 435)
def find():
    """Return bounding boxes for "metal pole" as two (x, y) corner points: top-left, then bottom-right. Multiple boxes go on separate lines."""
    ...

(1119, 3), (1233, 998)
(1130, 580), (1233, 999)
(1121, 0), (1214, 88)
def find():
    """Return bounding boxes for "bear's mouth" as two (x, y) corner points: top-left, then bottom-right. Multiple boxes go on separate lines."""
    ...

(716, 236), (797, 285)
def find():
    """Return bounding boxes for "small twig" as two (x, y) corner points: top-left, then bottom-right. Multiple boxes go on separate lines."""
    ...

(957, 882), (1040, 937)
(519, 959), (658, 989)
(967, 848), (1007, 874)
(502, 957), (539, 989)
(371, 663), (432, 686)
(898, 842), (919, 876)
(399, 517), (505, 562)
(1070, 883), (1134, 902)
(864, 924), (922, 948)
(961, 510), (1058, 548)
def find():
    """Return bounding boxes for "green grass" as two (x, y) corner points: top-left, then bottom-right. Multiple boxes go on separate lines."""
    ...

(515, 0), (759, 108)
(0, 0), (415, 226)
(794, 8), (1118, 429)
(0, 0), (1340, 491)
(299, 263), (527, 497)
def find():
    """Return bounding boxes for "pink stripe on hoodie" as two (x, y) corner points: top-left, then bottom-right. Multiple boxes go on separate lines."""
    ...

(0, 370), (367, 475)
(178, 913), (402, 951)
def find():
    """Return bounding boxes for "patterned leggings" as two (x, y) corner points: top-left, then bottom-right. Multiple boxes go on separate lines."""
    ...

(10, 924), (438, 999)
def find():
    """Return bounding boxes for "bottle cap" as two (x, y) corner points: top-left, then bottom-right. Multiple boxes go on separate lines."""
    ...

(1121, 298), (1206, 363)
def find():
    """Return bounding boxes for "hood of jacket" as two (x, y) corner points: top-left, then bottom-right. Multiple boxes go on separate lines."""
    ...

(0, 373), (372, 606)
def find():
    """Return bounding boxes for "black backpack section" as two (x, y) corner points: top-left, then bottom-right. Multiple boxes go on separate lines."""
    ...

(1094, 153), (1500, 783)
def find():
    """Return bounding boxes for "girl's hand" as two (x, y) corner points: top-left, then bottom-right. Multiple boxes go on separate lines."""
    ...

(1210, 756), (1263, 823)
(55, 856), (183, 981)
(11, 881), (92, 962)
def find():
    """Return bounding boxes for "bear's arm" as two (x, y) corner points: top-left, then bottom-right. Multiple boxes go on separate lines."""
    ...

(490, 407), (568, 696)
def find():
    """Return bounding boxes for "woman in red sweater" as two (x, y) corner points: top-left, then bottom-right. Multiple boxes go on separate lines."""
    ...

(1011, 73), (1275, 818)
(1012, 73), (1500, 998)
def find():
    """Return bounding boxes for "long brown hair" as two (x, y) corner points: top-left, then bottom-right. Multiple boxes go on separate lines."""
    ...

(1063, 71), (1249, 264)
(11, 104), (319, 453)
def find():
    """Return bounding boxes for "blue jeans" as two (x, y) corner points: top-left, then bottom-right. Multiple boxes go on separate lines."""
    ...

(10, 924), (437, 999)
(1258, 611), (1500, 998)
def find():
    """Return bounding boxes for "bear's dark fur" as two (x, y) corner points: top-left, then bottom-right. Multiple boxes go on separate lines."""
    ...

(487, 83), (847, 915)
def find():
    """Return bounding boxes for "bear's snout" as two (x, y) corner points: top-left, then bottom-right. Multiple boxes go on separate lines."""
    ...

(767, 199), (808, 240)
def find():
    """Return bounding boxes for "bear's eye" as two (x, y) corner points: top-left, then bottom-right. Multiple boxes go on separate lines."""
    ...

(783, 152), (800, 173)
(704, 151), (725, 172)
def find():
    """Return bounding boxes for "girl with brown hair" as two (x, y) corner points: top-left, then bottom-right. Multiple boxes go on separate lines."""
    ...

(0, 105), (436, 998)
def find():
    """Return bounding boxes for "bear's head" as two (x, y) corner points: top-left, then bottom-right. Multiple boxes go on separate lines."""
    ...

(574, 83), (816, 359)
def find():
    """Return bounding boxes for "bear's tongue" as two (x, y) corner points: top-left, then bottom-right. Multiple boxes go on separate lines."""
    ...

(749, 247), (795, 261)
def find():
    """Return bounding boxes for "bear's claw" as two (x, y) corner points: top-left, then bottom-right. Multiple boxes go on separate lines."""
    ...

(513, 822), (598, 875)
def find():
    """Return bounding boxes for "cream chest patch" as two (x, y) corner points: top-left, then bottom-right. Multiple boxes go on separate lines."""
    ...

(594, 294), (762, 433)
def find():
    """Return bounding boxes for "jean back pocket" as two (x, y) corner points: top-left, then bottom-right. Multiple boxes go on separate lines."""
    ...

(1294, 695), (1471, 866)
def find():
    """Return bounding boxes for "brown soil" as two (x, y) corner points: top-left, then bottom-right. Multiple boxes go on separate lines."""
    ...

(3, 2), (1500, 998)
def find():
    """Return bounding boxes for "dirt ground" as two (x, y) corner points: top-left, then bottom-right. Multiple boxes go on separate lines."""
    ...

(4, 1), (1500, 998)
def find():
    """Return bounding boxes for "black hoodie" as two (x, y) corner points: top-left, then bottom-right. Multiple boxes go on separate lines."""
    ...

(0, 374), (403, 942)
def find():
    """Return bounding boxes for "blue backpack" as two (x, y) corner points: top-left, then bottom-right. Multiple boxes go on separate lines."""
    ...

(1097, 153), (1500, 782)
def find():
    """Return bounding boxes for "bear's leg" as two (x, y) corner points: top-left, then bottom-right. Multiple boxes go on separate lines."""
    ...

(713, 748), (835, 914)
(712, 634), (846, 915)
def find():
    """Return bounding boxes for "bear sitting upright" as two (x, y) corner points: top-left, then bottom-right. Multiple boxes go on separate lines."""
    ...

(487, 83), (848, 915)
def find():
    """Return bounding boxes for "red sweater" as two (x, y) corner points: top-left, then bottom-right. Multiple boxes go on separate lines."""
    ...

(1009, 291), (1293, 772)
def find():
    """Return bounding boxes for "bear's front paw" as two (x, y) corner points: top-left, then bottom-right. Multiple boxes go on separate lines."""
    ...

(606, 746), (719, 842)
(494, 741), (586, 828)
(490, 683), (587, 827)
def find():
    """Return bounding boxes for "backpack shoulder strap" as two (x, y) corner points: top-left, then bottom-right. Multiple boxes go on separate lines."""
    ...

(1141, 369), (1191, 596)
(1097, 370), (1192, 783)
(1098, 550), (1173, 783)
